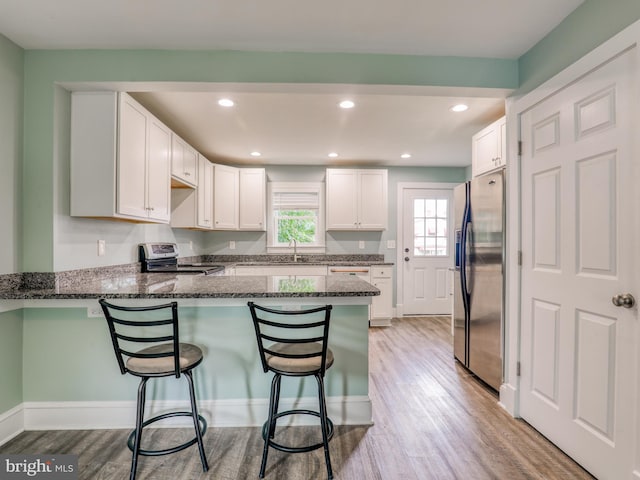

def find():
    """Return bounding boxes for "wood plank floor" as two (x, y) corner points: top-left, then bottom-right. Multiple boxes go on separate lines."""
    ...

(1, 316), (594, 479)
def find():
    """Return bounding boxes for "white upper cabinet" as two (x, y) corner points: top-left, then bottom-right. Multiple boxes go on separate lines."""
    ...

(212, 164), (266, 231)
(213, 164), (239, 229)
(71, 91), (171, 223)
(326, 168), (388, 230)
(239, 168), (266, 230)
(472, 116), (506, 177)
(170, 133), (197, 188)
(197, 156), (214, 229)
(170, 153), (213, 230)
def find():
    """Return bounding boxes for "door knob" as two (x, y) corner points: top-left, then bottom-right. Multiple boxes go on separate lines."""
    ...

(404, 257), (410, 262)
(612, 293), (635, 308)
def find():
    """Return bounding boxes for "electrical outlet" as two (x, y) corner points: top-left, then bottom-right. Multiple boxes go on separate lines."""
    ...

(97, 240), (106, 256)
(387, 240), (396, 249)
(87, 306), (104, 318)
(189, 240), (193, 250)
(358, 240), (365, 249)
(229, 241), (236, 250)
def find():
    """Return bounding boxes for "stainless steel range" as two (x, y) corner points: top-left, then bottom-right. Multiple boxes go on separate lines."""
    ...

(139, 243), (225, 275)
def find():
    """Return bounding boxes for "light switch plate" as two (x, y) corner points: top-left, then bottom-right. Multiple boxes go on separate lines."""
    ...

(97, 240), (105, 256)
(229, 241), (236, 250)
(387, 240), (396, 249)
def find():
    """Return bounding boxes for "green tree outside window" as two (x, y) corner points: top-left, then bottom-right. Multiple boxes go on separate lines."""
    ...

(276, 209), (317, 244)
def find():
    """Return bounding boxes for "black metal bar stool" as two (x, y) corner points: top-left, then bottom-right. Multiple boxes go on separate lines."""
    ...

(99, 299), (209, 480)
(247, 302), (334, 479)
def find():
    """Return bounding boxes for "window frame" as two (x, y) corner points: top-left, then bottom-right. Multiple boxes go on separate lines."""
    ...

(267, 182), (326, 253)
(413, 197), (449, 257)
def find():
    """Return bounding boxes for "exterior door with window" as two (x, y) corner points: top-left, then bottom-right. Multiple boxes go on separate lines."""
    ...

(402, 189), (453, 315)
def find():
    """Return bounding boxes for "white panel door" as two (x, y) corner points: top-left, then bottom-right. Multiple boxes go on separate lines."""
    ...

(402, 188), (453, 315)
(520, 48), (637, 480)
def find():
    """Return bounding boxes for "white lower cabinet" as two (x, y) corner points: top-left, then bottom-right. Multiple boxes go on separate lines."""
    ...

(370, 266), (393, 326)
(71, 91), (171, 223)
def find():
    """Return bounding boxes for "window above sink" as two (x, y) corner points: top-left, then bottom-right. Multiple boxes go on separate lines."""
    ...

(267, 182), (326, 254)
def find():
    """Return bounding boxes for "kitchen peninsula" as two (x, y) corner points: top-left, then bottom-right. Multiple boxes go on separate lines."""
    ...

(0, 265), (378, 440)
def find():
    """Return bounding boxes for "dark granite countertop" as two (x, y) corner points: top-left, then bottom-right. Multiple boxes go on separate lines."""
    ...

(198, 254), (394, 268)
(0, 273), (379, 300)
(0, 254), (393, 300)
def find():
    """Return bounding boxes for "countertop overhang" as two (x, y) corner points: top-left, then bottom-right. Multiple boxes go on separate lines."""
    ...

(0, 272), (380, 300)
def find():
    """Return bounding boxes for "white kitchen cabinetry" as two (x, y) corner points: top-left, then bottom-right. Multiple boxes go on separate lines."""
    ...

(213, 164), (239, 229)
(71, 91), (171, 223)
(213, 165), (266, 231)
(170, 133), (197, 188)
(326, 169), (388, 230)
(170, 154), (213, 230)
(239, 168), (266, 230)
(370, 266), (393, 327)
(197, 156), (214, 229)
(472, 116), (506, 177)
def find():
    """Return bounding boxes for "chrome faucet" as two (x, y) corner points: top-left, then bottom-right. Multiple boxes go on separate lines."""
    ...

(289, 239), (298, 262)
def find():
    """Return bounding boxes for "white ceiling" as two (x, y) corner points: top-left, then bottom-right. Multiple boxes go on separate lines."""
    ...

(2, 0), (585, 168)
(130, 85), (508, 167)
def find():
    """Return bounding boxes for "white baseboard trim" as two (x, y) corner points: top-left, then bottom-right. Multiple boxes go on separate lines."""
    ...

(21, 395), (372, 431)
(370, 318), (392, 327)
(0, 404), (24, 446)
(498, 382), (518, 417)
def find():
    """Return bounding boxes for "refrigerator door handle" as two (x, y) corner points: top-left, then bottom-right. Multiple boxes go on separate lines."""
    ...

(464, 221), (473, 295)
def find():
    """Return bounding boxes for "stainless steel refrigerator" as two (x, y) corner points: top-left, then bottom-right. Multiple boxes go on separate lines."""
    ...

(453, 170), (505, 391)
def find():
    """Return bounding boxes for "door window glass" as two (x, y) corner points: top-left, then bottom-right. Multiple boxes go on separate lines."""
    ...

(414, 198), (448, 256)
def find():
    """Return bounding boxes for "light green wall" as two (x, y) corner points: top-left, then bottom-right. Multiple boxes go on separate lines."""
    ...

(518, 0), (640, 94)
(23, 50), (517, 271)
(0, 34), (23, 275)
(22, 305), (368, 402)
(0, 310), (23, 412)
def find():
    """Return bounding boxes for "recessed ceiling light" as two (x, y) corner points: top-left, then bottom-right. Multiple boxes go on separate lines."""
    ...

(339, 100), (355, 109)
(450, 104), (468, 112)
(401, 153), (412, 159)
(250, 151), (261, 157)
(218, 98), (235, 107)
(328, 152), (339, 158)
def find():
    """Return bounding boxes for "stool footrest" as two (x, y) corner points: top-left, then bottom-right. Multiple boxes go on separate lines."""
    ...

(262, 409), (334, 454)
(127, 411), (207, 457)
